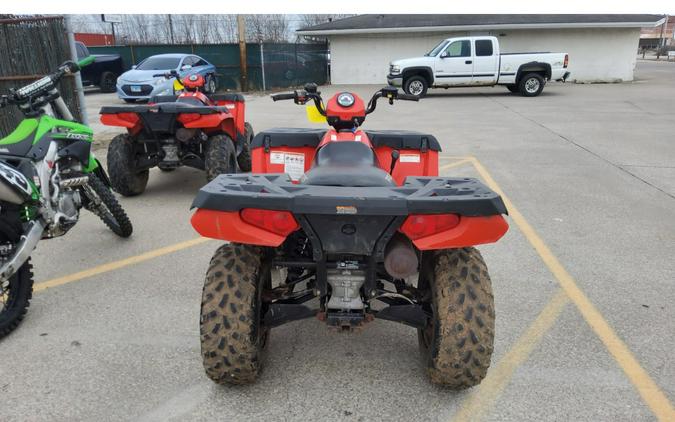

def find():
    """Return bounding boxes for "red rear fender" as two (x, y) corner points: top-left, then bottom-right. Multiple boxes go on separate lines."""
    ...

(402, 215), (508, 250)
(191, 209), (293, 247)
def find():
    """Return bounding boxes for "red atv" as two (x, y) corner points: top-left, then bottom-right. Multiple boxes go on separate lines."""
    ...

(190, 84), (509, 388)
(99, 71), (253, 196)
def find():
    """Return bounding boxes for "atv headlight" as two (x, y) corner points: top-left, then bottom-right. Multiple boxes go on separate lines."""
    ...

(390, 65), (401, 75)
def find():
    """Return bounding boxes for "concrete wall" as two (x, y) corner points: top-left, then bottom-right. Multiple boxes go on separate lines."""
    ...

(329, 28), (641, 84)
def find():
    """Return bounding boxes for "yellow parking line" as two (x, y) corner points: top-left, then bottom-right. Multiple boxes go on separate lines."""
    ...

(464, 156), (675, 422)
(453, 289), (569, 422)
(439, 158), (472, 171)
(33, 237), (212, 293)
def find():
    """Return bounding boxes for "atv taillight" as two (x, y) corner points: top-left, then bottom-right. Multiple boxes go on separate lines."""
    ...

(177, 113), (201, 124)
(240, 208), (299, 236)
(400, 214), (461, 240)
(117, 112), (139, 124)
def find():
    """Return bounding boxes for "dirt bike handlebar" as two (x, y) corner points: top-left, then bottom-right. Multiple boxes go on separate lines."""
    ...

(7, 60), (86, 103)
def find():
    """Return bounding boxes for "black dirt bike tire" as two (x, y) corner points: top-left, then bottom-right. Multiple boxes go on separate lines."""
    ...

(0, 215), (34, 339)
(417, 247), (495, 389)
(84, 174), (133, 238)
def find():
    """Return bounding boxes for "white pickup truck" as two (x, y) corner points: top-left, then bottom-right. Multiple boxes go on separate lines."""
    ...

(387, 36), (570, 97)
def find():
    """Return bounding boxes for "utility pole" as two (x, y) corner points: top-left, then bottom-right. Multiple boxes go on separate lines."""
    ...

(168, 14), (175, 44)
(110, 22), (116, 45)
(237, 14), (248, 92)
(657, 14), (667, 59)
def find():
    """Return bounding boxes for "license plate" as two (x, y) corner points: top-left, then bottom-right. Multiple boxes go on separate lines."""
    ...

(130, 85), (142, 92)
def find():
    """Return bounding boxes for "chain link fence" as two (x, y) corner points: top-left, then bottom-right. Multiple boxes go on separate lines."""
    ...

(87, 42), (329, 91)
(0, 16), (83, 138)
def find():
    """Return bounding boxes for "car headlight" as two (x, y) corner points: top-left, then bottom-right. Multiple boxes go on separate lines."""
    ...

(390, 65), (401, 75)
(153, 77), (166, 86)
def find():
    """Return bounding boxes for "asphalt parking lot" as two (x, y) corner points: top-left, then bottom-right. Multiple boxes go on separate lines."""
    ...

(1, 60), (674, 421)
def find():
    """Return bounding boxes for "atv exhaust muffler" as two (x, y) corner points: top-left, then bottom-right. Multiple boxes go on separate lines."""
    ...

(384, 233), (419, 279)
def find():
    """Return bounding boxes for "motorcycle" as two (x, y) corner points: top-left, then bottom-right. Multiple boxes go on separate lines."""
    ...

(189, 84), (509, 388)
(0, 58), (133, 338)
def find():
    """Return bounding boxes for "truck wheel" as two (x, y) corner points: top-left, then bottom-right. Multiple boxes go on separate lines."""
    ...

(506, 85), (519, 93)
(417, 247), (495, 389)
(107, 134), (149, 196)
(200, 243), (269, 385)
(205, 134), (237, 182)
(518, 73), (545, 97)
(237, 122), (254, 172)
(99, 71), (117, 93)
(404, 76), (428, 97)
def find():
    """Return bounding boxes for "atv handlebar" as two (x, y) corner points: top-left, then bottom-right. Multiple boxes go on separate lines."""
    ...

(271, 92), (296, 102)
(270, 84), (418, 117)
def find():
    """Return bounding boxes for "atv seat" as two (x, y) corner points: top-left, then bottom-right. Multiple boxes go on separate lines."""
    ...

(301, 141), (394, 187)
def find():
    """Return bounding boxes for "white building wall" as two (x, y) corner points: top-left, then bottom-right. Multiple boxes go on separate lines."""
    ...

(329, 28), (641, 84)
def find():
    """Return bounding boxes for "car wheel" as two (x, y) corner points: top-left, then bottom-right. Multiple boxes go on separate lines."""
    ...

(206, 75), (217, 94)
(404, 76), (428, 97)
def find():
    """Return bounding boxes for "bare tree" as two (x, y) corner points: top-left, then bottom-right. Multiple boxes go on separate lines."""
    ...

(246, 14), (290, 43)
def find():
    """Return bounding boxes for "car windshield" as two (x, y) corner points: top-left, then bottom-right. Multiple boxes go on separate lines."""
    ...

(136, 57), (181, 70)
(425, 40), (449, 57)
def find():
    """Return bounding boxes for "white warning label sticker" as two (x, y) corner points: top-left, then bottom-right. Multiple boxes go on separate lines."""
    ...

(284, 152), (305, 181)
(399, 154), (421, 163)
(270, 152), (285, 164)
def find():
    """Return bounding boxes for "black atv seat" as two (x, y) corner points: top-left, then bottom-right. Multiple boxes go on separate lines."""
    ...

(100, 103), (229, 115)
(301, 142), (394, 187)
(149, 93), (245, 104)
(250, 128), (441, 152)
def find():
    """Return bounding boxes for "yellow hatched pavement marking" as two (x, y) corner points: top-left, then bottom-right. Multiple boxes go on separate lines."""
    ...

(452, 289), (569, 422)
(33, 237), (212, 293)
(449, 156), (675, 422)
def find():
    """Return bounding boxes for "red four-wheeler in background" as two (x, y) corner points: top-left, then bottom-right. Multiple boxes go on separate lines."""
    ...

(99, 70), (253, 196)
(190, 83), (509, 388)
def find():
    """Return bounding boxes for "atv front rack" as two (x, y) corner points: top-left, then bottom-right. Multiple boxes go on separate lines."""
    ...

(192, 173), (507, 217)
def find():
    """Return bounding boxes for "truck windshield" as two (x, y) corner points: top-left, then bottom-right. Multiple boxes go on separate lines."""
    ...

(425, 40), (449, 57)
(137, 57), (182, 70)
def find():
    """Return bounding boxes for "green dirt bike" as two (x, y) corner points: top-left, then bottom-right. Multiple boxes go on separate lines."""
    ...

(0, 58), (133, 338)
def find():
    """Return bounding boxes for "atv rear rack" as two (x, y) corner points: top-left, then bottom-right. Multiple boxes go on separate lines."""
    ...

(191, 173), (507, 217)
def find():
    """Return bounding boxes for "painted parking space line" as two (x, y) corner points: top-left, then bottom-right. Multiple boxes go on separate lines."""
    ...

(452, 289), (569, 422)
(439, 158), (472, 172)
(449, 156), (674, 421)
(33, 237), (212, 293)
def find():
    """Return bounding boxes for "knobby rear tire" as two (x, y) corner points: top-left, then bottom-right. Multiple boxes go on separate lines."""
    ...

(417, 247), (495, 389)
(107, 134), (149, 196)
(200, 243), (269, 385)
(205, 134), (237, 182)
(236, 122), (254, 172)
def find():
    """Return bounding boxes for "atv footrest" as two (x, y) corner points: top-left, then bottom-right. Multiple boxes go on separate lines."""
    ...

(376, 304), (428, 328)
(264, 303), (316, 328)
